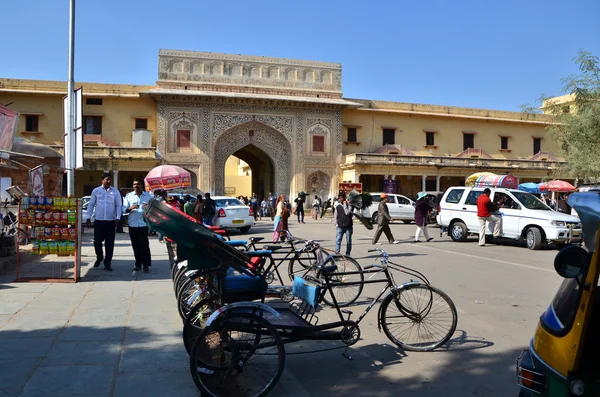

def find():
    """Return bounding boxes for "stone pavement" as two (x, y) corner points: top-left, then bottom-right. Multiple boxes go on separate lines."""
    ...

(0, 230), (200, 397)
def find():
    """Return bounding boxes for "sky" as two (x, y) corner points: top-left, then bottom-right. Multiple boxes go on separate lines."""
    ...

(2, 0), (599, 111)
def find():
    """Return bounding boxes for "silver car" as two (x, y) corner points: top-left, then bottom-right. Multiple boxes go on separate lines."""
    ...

(211, 196), (254, 233)
(361, 192), (415, 224)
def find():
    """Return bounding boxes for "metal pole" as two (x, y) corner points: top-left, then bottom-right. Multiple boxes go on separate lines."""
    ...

(66, 0), (76, 196)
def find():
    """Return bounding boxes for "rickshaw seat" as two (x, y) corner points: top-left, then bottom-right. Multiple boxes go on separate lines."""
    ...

(317, 264), (338, 275)
(263, 245), (286, 252)
(292, 276), (320, 308)
(227, 240), (248, 247)
(246, 250), (272, 257)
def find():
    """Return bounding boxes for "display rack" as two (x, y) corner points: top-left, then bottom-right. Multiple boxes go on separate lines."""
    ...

(14, 197), (82, 282)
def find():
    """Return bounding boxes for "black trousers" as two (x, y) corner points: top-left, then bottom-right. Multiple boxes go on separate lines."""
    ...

(94, 220), (116, 266)
(372, 224), (395, 244)
(129, 226), (151, 268)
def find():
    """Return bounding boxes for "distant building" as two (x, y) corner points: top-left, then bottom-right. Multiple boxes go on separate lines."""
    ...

(0, 49), (568, 199)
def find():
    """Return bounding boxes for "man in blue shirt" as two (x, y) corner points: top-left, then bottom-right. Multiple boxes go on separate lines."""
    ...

(87, 172), (122, 271)
(123, 178), (152, 273)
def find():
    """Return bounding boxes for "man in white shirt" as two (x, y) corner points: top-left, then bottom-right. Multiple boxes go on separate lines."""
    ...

(87, 172), (122, 271)
(123, 178), (152, 274)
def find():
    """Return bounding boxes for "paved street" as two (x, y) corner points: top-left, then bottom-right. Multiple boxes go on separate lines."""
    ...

(0, 218), (562, 396)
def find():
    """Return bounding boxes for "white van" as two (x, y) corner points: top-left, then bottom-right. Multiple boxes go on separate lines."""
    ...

(437, 186), (582, 249)
(362, 193), (415, 224)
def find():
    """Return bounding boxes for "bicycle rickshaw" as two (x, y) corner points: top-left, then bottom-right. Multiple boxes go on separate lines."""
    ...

(144, 198), (458, 397)
(516, 191), (600, 396)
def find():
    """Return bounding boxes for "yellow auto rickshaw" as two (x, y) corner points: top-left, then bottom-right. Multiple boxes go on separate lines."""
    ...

(517, 191), (600, 396)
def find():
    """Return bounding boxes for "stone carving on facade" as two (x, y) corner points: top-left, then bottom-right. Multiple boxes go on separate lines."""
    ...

(213, 122), (291, 196)
(306, 170), (332, 202)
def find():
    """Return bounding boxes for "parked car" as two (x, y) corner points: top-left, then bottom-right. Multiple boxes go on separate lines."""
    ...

(211, 196), (254, 233)
(437, 186), (582, 249)
(361, 192), (415, 224)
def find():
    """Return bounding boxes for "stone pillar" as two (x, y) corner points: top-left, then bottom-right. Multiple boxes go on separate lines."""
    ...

(353, 173), (361, 183)
(113, 170), (119, 190)
(436, 176), (441, 192)
(421, 175), (427, 192)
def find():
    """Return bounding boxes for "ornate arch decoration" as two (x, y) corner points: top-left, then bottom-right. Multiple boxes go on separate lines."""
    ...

(213, 121), (292, 196)
(306, 170), (331, 201)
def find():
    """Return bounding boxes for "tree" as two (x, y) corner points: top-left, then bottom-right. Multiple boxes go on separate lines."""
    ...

(522, 50), (600, 180)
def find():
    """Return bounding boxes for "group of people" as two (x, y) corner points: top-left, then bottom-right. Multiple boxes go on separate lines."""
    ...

(333, 191), (435, 256)
(86, 172), (218, 274)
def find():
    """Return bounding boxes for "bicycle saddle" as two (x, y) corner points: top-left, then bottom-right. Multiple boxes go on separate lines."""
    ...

(262, 245), (285, 252)
(316, 264), (338, 275)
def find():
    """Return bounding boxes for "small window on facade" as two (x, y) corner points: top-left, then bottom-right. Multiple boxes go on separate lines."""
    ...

(533, 138), (541, 155)
(86, 98), (103, 105)
(135, 118), (148, 129)
(463, 133), (474, 150)
(382, 128), (395, 145)
(347, 127), (357, 142)
(83, 116), (102, 135)
(501, 137), (509, 150)
(177, 130), (191, 148)
(426, 132), (435, 146)
(25, 115), (39, 132)
(312, 135), (325, 152)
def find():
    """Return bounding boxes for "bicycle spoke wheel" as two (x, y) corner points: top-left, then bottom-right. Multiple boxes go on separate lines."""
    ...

(287, 251), (317, 282)
(176, 278), (207, 322)
(321, 255), (364, 307)
(381, 284), (457, 352)
(183, 298), (216, 355)
(190, 312), (285, 397)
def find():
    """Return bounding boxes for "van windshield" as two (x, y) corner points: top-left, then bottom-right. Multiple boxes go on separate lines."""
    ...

(512, 191), (551, 210)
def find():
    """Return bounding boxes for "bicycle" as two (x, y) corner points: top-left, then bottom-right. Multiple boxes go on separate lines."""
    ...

(1, 202), (28, 246)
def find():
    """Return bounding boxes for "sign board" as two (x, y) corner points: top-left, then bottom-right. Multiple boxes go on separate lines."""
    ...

(225, 187), (236, 195)
(0, 105), (19, 160)
(29, 165), (45, 197)
(63, 87), (84, 170)
(338, 183), (362, 194)
(383, 179), (398, 194)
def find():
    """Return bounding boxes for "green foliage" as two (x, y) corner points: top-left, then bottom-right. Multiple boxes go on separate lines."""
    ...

(523, 50), (600, 179)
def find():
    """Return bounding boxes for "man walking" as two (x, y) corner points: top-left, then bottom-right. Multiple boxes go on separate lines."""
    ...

(476, 188), (502, 246)
(183, 195), (195, 217)
(334, 192), (353, 256)
(87, 172), (122, 271)
(123, 178), (152, 273)
(294, 195), (305, 223)
(203, 193), (216, 226)
(250, 193), (259, 220)
(372, 193), (400, 245)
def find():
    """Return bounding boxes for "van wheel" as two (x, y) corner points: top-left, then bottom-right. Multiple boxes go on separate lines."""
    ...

(371, 212), (378, 224)
(526, 227), (542, 250)
(402, 220), (412, 224)
(240, 226), (251, 233)
(450, 221), (468, 242)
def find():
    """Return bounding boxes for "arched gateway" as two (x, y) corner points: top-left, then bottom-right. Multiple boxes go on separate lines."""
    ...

(213, 121), (292, 197)
(145, 49), (360, 199)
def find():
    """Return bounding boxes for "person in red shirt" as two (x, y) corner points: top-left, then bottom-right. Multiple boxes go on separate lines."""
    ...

(476, 188), (502, 246)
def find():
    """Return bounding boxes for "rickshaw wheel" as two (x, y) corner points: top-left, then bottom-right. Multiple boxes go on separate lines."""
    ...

(380, 284), (457, 352)
(183, 298), (218, 355)
(189, 311), (285, 397)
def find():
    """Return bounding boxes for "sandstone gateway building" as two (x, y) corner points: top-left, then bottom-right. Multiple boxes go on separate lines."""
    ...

(0, 49), (567, 199)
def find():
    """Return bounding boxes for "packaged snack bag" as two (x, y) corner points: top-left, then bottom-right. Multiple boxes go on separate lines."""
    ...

(21, 196), (30, 209)
(19, 210), (28, 225)
(48, 241), (58, 255)
(39, 241), (49, 255)
(67, 241), (75, 256)
(36, 227), (44, 238)
(31, 240), (39, 255)
(44, 227), (52, 238)
(30, 197), (38, 210)
(60, 212), (69, 226)
(68, 198), (77, 210)
(68, 228), (76, 240)
(43, 213), (53, 226)
(46, 197), (54, 209)
(58, 241), (68, 256)
(67, 212), (76, 226)
(35, 212), (43, 225)
(59, 228), (69, 239)
(52, 212), (61, 225)
(51, 228), (61, 239)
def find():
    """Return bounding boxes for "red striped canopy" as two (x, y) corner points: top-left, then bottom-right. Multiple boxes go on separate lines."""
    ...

(473, 174), (518, 189)
(539, 180), (576, 192)
(144, 165), (191, 191)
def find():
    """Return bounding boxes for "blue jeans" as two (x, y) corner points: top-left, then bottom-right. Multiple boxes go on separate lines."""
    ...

(296, 208), (304, 222)
(203, 215), (214, 226)
(335, 227), (353, 256)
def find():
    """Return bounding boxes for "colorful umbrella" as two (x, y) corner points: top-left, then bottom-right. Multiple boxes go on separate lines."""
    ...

(518, 182), (541, 194)
(465, 172), (496, 187)
(144, 165), (191, 191)
(539, 180), (576, 192)
(473, 174), (519, 189)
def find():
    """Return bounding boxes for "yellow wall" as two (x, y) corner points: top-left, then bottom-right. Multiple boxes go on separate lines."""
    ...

(224, 156), (251, 197)
(342, 107), (554, 159)
(0, 79), (157, 147)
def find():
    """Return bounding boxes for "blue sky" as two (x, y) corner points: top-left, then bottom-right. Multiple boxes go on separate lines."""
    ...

(2, 0), (599, 111)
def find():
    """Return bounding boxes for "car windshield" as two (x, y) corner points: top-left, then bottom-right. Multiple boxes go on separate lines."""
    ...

(512, 191), (551, 210)
(215, 198), (244, 207)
